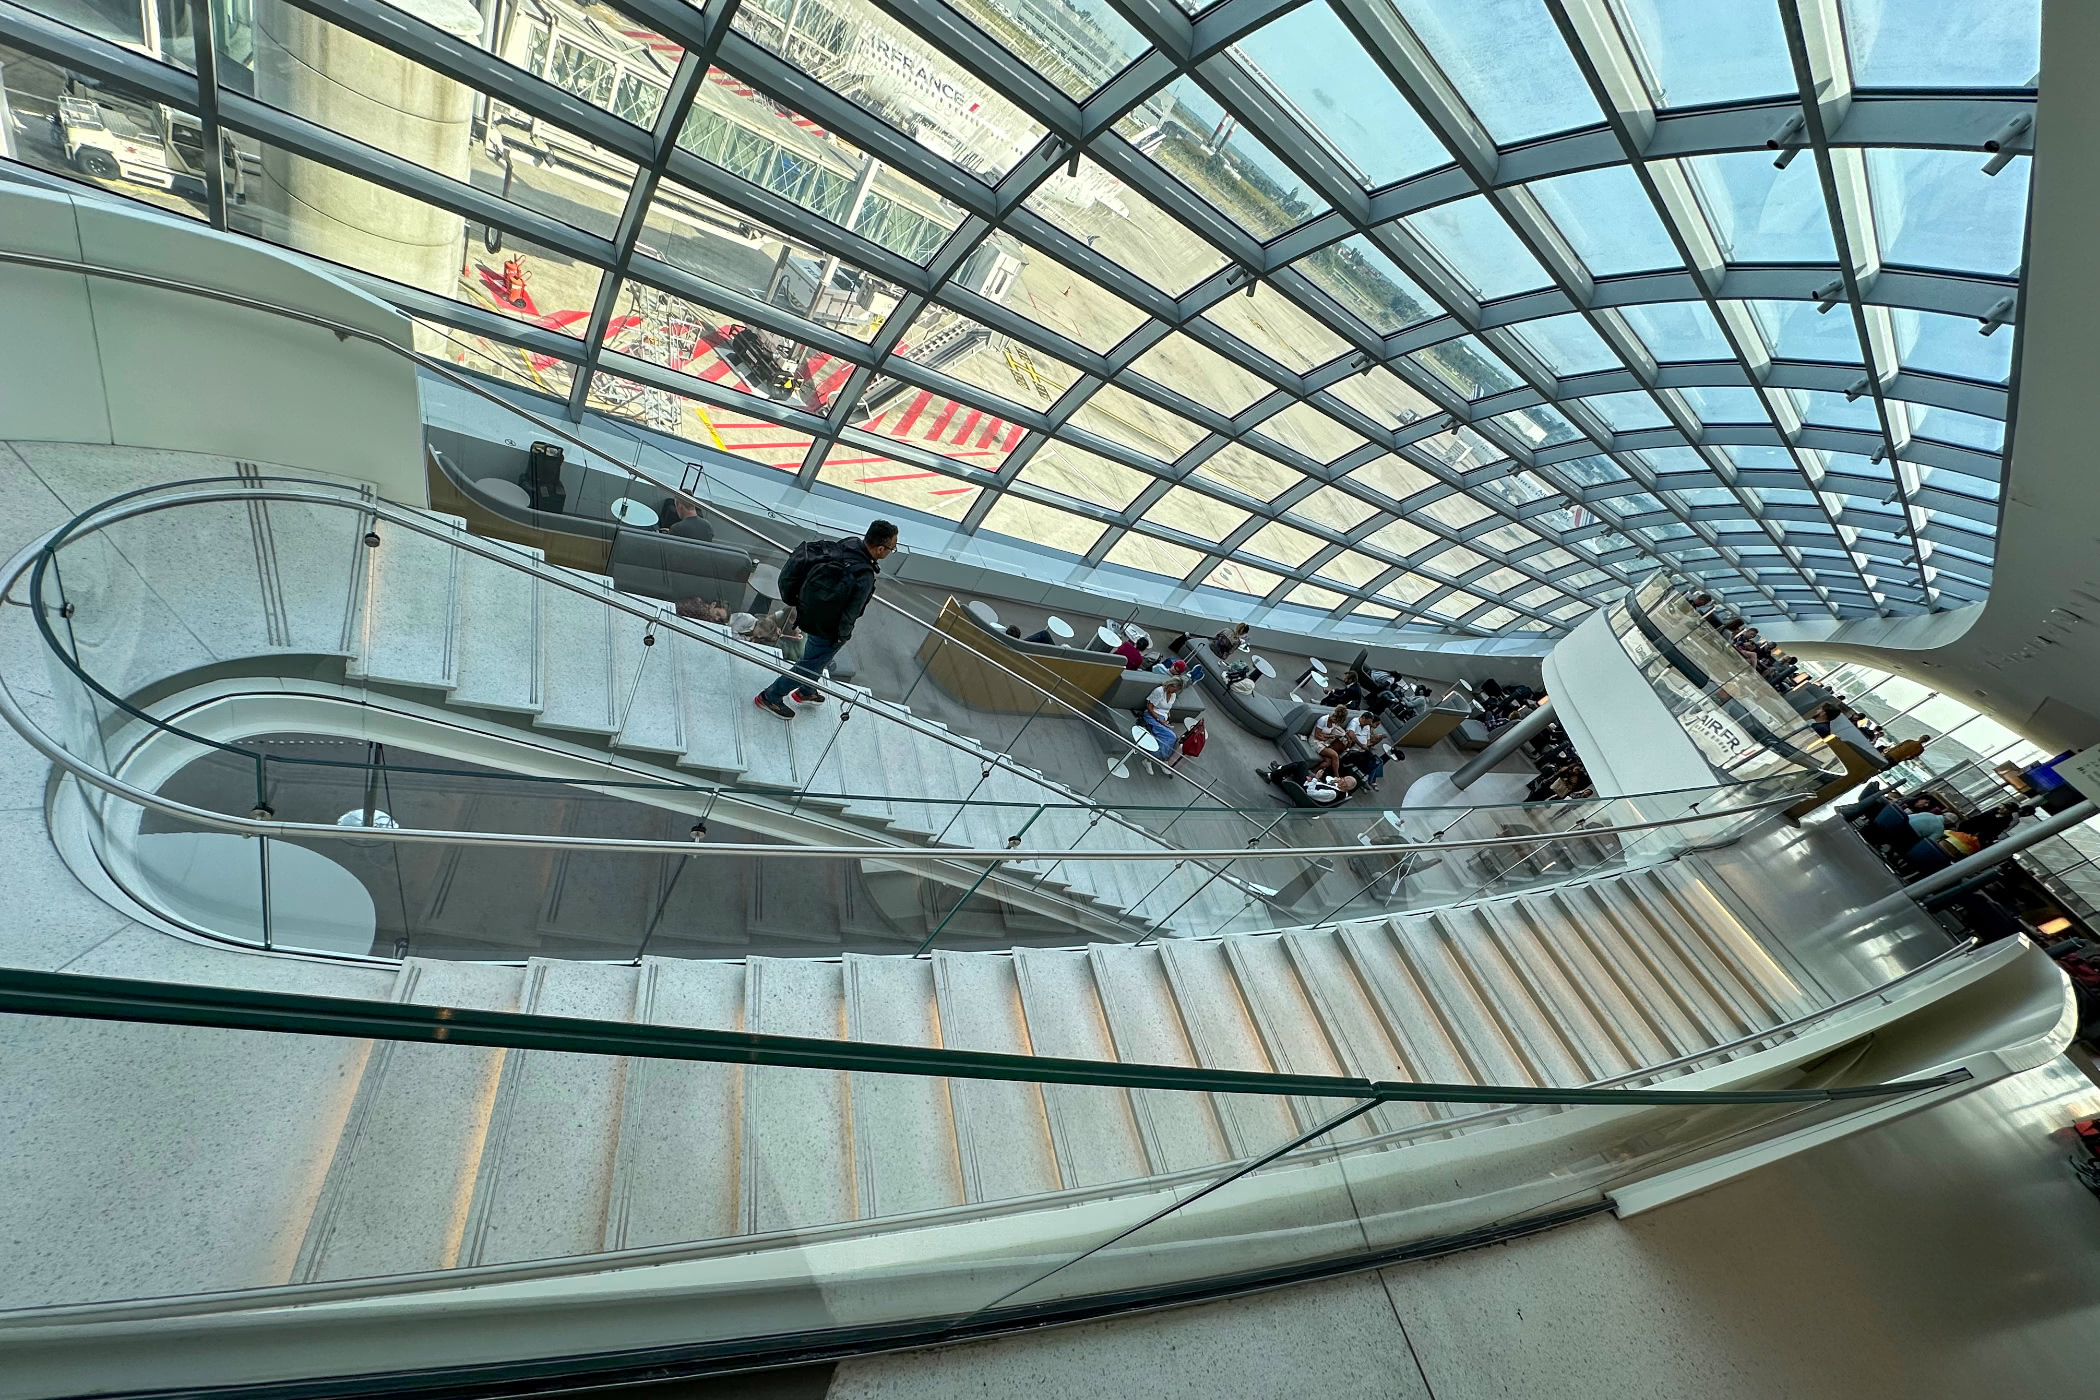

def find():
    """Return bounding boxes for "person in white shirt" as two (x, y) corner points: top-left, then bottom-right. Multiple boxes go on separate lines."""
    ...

(1138, 677), (1183, 758)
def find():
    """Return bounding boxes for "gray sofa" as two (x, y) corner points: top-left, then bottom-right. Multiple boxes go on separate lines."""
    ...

(1170, 637), (1300, 739)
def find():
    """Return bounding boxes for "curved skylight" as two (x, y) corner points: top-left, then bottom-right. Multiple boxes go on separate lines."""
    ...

(0, 0), (2034, 636)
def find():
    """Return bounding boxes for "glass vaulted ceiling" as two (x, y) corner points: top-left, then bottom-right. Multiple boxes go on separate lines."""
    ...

(0, 0), (2033, 636)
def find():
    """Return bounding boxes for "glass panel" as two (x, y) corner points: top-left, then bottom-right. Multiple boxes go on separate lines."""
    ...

(1001, 238), (1152, 353)
(484, 0), (685, 125)
(1289, 485), (1381, 532)
(27, 0), (199, 66)
(1257, 402), (1370, 464)
(1233, 3), (1453, 188)
(1867, 148), (2028, 277)
(1191, 441), (1298, 503)
(816, 446), (983, 519)
(1127, 335), (1273, 415)
(1295, 237), (1439, 333)
(1391, 0), (1605, 143)
(1103, 530), (1204, 578)
(1495, 404), (1585, 448)
(1404, 195), (1552, 300)
(1746, 299), (1864, 364)
(1352, 455), (1440, 504)
(1117, 76), (1330, 238)
(230, 135), (604, 331)
(1789, 387), (1878, 429)
(978, 494), (1107, 555)
(679, 69), (962, 262)
(1317, 550), (1389, 587)
(1018, 442), (1154, 510)
(1618, 300), (1733, 361)
(1888, 308), (2014, 383)
(1242, 520), (1324, 567)
(878, 307), (1078, 415)
(0, 43), (210, 222)
(1414, 425), (1504, 475)
(1068, 385), (1210, 462)
(1145, 486), (1251, 542)
(1202, 283), (1352, 373)
(1511, 313), (1621, 375)
(1025, 156), (1228, 294)
(1417, 491), (1496, 530)
(1577, 391), (1670, 430)
(1525, 165), (1680, 274)
(1205, 559), (1284, 595)
(1424, 543), (1485, 575)
(1368, 516), (1437, 556)
(418, 320), (578, 401)
(1410, 336), (1522, 399)
(641, 182), (905, 340)
(1327, 367), (1439, 428)
(1286, 582), (1348, 609)
(1608, 0), (1796, 108)
(1685, 152), (1837, 262)
(1677, 385), (1769, 424)
(940, 0), (1147, 98)
(1908, 404), (2005, 452)
(731, 0), (1046, 177)
(1839, 0), (2040, 89)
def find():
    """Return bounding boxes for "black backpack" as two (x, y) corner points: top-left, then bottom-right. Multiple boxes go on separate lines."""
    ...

(778, 538), (841, 608)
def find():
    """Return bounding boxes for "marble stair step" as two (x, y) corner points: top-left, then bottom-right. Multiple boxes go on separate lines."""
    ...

(844, 954), (965, 1218)
(1011, 947), (1149, 1188)
(741, 957), (853, 1234)
(458, 959), (641, 1267)
(450, 537), (544, 714)
(930, 951), (1063, 1204)
(348, 510), (467, 691)
(532, 571), (620, 736)
(604, 957), (746, 1251)
(290, 959), (526, 1283)
(609, 604), (686, 757)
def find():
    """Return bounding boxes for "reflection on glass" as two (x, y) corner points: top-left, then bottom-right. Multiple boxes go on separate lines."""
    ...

(1024, 157), (1228, 295)
(1257, 403), (1370, 464)
(1289, 485), (1380, 533)
(1067, 385), (1209, 463)
(1352, 455), (1439, 506)
(816, 444), (982, 519)
(1202, 282), (1351, 373)
(1242, 520), (1323, 567)
(1327, 368), (1438, 428)
(1116, 76), (1330, 238)
(679, 68), (961, 262)
(1318, 550), (1389, 588)
(873, 304), (1078, 415)
(1233, 3), (1452, 188)
(1146, 485), (1250, 543)
(1409, 336), (1522, 400)
(732, 0), (1045, 178)
(942, 0), (1147, 99)
(998, 234), (1151, 353)
(230, 132), (604, 329)
(1296, 236), (1438, 333)
(0, 42), (210, 221)
(1745, 299), (1862, 364)
(1018, 442), (1154, 511)
(1205, 558), (1283, 596)
(1128, 334), (1273, 415)
(1192, 441), (1298, 503)
(978, 494), (1106, 556)
(1907, 404), (2005, 452)
(1103, 530), (1204, 580)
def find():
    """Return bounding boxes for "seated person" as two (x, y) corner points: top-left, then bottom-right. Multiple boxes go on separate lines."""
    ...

(1321, 671), (1365, 709)
(1338, 742), (1391, 791)
(1024, 627), (1057, 644)
(675, 597), (731, 623)
(1112, 634), (1146, 671)
(1256, 757), (1358, 807)
(1208, 622), (1251, 660)
(750, 606), (803, 662)
(1136, 676), (1185, 758)
(1004, 624), (1023, 640)
(660, 498), (715, 541)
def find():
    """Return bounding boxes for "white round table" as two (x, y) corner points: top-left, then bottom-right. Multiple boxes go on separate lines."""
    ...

(1251, 655), (1277, 682)
(610, 496), (658, 528)
(1094, 624), (1124, 652)
(1045, 615), (1074, 641)
(477, 477), (530, 509)
(1296, 657), (1328, 688)
(966, 599), (1003, 631)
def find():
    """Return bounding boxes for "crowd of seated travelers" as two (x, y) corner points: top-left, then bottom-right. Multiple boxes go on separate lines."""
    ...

(1841, 783), (2034, 880)
(1807, 700), (1931, 770)
(1255, 700), (1400, 807)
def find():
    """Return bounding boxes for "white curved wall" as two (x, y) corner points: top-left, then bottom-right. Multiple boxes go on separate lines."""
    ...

(0, 184), (426, 503)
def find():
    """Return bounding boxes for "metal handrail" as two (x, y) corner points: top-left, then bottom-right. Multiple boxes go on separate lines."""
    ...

(0, 478), (1811, 867)
(0, 964), (1973, 1109)
(0, 248), (1252, 814)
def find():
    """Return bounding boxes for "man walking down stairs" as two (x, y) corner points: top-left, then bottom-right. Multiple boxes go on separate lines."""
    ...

(756, 520), (898, 720)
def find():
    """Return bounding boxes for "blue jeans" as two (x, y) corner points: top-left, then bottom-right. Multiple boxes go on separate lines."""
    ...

(762, 631), (843, 704)
(1138, 712), (1177, 758)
